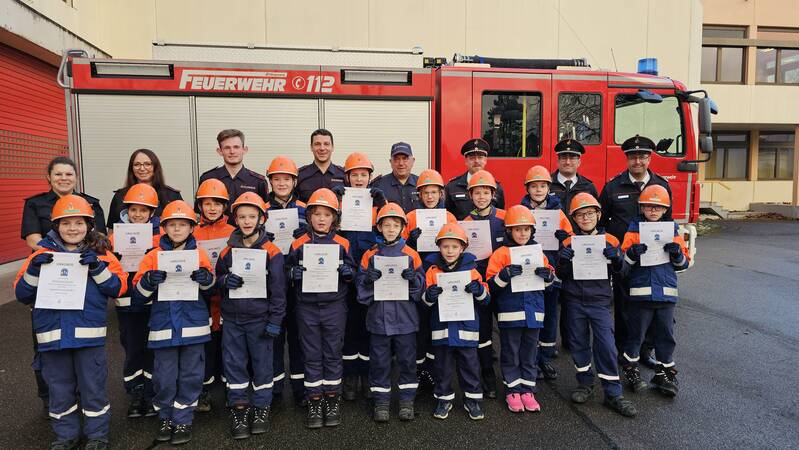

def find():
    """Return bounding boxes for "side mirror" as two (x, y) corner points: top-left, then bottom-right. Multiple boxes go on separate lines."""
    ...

(636, 89), (663, 103)
(698, 98), (713, 135)
(698, 135), (713, 154)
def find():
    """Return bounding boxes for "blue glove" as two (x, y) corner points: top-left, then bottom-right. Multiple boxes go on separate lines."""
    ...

(603, 246), (624, 264)
(292, 223), (308, 239)
(290, 265), (306, 282)
(407, 228), (422, 246)
(464, 279), (484, 297)
(190, 268), (214, 287)
(364, 267), (382, 283)
(332, 185), (346, 197)
(425, 285), (443, 303)
(141, 270), (167, 291)
(401, 267), (416, 281)
(27, 252), (54, 275)
(264, 323), (281, 338)
(498, 264), (523, 283)
(370, 188), (387, 206)
(663, 242), (682, 257)
(534, 267), (554, 282)
(554, 229), (570, 243)
(626, 243), (648, 261)
(558, 246), (575, 262)
(80, 250), (107, 275)
(224, 273), (244, 289)
(338, 264), (354, 281)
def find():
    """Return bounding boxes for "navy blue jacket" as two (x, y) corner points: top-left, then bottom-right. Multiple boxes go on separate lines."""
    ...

(286, 229), (355, 304)
(556, 228), (628, 306)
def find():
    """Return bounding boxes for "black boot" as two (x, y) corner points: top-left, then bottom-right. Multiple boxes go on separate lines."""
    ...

(398, 400), (415, 421)
(141, 401), (157, 417)
(229, 406), (251, 440)
(49, 438), (80, 450)
(417, 369), (434, 392)
(84, 438), (108, 450)
(373, 403), (390, 423)
(622, 364), (648, 393)
(127, 386), (144, 418)
(305, 396), (324, 429)
(651, 365), (679, 397)
(342, 376), (358, 401)
(323, 393), (342, 427)
(604, 395), (637, 417)
(482, 371), (497, 399)
(170, 423), (192, 445)
(155, 418), (172, 442)
(196, 389), (212, 413)
(538, 361), (559, 380)
(251, 406), (270, 434)
(570, 384), (595, 404)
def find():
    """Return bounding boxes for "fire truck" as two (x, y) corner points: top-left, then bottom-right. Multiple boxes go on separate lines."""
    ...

(57, 44), (716, 263)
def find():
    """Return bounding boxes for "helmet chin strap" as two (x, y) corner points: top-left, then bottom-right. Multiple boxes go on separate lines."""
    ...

(242, 222), (264, 240)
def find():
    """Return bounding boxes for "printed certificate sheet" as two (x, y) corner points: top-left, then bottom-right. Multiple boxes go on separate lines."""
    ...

(265, 208), (299, 255)
(157, 250), (199, 301)
(340, 188), (373, 232)
(35, 253), (88, 310)
(509, 244), (545, 292)
(458, 220), (492, 261)
(436, 271), (474, 322)
(230, 248), (267, 299)
(113, 223), (152, 272)
(373, 256), (409, 301)
(532, 209), (561, 251)
(302, 244), (339, 293)
(197, 238), (228, 270)
(415, 209), (447, 252)
(572, 235), (609, 280)
(639, 222), (674, 267)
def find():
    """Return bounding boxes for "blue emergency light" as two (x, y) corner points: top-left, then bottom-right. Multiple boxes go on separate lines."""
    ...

(637, 58), (658, 76)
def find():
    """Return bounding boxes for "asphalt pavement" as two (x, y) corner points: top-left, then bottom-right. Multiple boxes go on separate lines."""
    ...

(1, 219), (798, 449)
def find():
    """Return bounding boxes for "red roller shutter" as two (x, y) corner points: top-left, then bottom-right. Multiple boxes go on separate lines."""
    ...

(0, 43), (68, 263)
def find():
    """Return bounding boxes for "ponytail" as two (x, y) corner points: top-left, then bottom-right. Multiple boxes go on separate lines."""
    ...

(84, 230), (112, 254)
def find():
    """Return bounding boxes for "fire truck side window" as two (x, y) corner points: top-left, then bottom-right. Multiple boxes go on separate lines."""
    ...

(481, 92), (542, 158)
(614, 94), (685, 156)
(558, 93), (601, 144)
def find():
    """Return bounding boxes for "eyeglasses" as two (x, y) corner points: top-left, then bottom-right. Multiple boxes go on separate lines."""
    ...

(133, 162), (153, 169)
(573, 210), (598, 220)
(627, 154), (651, 161)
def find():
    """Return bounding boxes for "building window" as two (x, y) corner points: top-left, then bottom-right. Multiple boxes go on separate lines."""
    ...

(481, 92), (542, 158)
(614, 94), (684, 156)
(758, 133), (795, 180)
(703, 26), (747, 39)
(558, 93), (601, 145)
(756, 48), (799, 84)
(706, 133), (749, 180)
(702, 26), (746, 83)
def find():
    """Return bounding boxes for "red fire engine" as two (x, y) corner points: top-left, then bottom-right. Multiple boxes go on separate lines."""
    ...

(58, 47), (715, 262)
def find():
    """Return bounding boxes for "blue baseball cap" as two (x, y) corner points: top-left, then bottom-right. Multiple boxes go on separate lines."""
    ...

(391, 142), (413, 157)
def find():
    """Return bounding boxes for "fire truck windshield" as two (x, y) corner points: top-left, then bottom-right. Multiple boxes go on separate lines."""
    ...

(615, 94), (684, 156)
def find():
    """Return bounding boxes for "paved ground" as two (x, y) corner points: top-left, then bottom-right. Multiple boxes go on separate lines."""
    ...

(1, 219), (798, 449)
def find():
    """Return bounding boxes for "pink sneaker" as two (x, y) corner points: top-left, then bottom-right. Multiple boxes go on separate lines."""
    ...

(521, 392), (541, 412)
(505, 393), (524, 412)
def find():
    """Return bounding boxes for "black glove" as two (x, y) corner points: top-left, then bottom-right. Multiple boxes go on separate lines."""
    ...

(79, 250), (107, 275)
(332, 185), (346, 197)
(464, 279), (484, 297)
(534, 267), (554, 282)
(401, 267), (416, 281)
(224, 273), (244, 289)
(141, 270), (167, 291)
(425, 285), (443, 303)
(498, 264), (523, 283)
(264, 323), (281, 338)
(292, 223), (308, 239)
(370, 188), (387, 206)
(603, 246), (624, 264)
(558, 246), (575, 262)
(663, 242), (682, 258)
(364, 267), (382, 283)
(554, 229), (570, 243)
(626, 244), (648, 261)
(407, 227), (422, 246)
(190, 268), (214, 287)
(290, 265), (306, 282)
(27, 252), (54, 275)
(338, 264), (354, 281)
(264, 231), (275, 242)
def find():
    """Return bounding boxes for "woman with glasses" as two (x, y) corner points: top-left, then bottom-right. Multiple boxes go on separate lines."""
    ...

(106, 149), (182, 229)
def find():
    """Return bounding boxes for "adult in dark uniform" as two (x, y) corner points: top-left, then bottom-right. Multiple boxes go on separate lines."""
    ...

(20, 155), (107, 415)
(549, 139), (599, 216)
(368, 142), (420, 212)
(444, 138), (506, 220)
(106, 149), (182, 228)
(199, 129), (268, 224)
(296, 129), (346, 203)
(598, 135), (672, 360)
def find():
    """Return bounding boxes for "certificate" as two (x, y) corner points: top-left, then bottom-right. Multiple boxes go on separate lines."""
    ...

(509, 244), (545, 292)
(302, 244), (340, 293)
(572, 235), (609, 280)
(373, 256), (409, 301)
(458, 220), (492, 261)
(157, 250), (199, 301)
(114, 223), (152, 272)
(415, 209), (447, 252)
(35, 253), (88, 310)
(639, 222), (674, 267)
(531, 209), (561, 251)
(340, 188), (373, 232)
(436, 271), (474, 322)
(265, 208), (299, 255)
(230, 248), (267, 299)
(197, 238), (228, 269)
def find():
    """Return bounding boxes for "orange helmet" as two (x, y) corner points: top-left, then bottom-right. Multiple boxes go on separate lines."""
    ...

(435, 223), (469, 246)
(231, 192), (267, 215)
(160, 200), (198, 225)
(306, 188), (340, 212)
(51, 194), (94, 222)
(195, 178), (229, 202)
(417, 169), (445, 189)
(524, 165), (551, 185)
(344, 152), (374, 173)
(504, 205), (536, 227)
(376, 203), (407, 225)
(467, 170), (497, 191)
(569, 192), (602, 215)
(267, 156), (299, 178)
(123, 183), (159, 209)
(638, 185), (671, 207)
